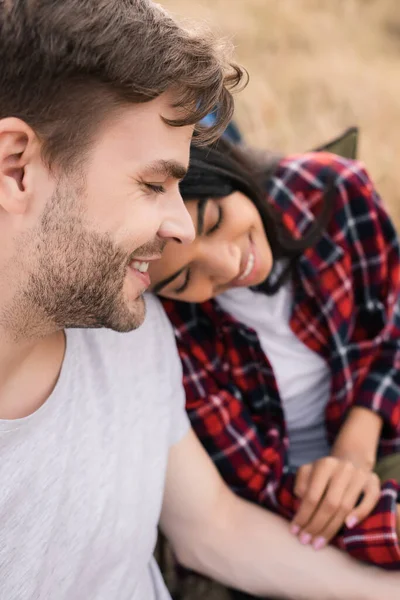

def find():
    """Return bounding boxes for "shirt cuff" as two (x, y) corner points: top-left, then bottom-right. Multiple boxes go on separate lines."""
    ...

(335, 480), (400, 569)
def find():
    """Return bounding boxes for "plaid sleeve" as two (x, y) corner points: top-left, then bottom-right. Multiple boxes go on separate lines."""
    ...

(331, 158), (400, 437)
(336, 481), (400, 569)
(274, 153), (400, 440)
(177, 342), (293, 513)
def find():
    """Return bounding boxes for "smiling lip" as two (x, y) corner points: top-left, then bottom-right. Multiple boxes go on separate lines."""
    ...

(129, 254), (162, 263)
(127, 255), (161, 289)
(231, 240), (258, 287)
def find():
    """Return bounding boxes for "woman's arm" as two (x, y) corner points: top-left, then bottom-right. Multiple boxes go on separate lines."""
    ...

(331, 407), (383, 469)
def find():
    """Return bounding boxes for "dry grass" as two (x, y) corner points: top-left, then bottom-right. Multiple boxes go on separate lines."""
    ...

(162, 0), (400, 225)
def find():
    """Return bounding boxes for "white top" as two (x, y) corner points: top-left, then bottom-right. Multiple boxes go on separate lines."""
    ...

(217, 282), (331, 467)
(0, 294), (188, 600)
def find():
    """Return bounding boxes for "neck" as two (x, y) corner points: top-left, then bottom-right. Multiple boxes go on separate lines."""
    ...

(0, 326), (65, 420)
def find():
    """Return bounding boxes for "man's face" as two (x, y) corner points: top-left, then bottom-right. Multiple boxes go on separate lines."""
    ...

(0, 94), (195, 336)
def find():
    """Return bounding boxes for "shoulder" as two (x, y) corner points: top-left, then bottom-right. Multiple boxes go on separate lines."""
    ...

(267, 152), (383, 240)
(269, 152), (374, 210)
(273, 152), (371, 190)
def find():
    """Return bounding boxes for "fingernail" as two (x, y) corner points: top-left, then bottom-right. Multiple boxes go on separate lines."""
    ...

(313, 536), (326, 551)
(299, 532), (312, 545)
(346, 516), (358, 529)
(290, 524), (300, 536)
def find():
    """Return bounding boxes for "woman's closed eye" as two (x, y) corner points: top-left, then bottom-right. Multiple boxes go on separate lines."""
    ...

(173, 203), (224, 295)
(207, 203), (224, 234)
(174, 269), (192, 294)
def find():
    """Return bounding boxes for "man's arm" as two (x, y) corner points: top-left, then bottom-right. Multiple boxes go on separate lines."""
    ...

(160, 429), (400, 600)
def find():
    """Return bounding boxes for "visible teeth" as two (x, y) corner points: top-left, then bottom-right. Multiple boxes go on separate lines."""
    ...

(132, 261), (149, 273)
(238, 250), (254, 281)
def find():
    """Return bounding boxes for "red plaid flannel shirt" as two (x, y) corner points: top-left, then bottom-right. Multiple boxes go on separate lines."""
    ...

(162, 152), (400, 569)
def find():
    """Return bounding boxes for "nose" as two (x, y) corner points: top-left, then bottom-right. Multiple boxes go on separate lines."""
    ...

(202, 240), (241, 283)
(157, 189), (195, 245)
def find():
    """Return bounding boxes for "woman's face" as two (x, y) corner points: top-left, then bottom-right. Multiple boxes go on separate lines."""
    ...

(149, 191), (273, 303)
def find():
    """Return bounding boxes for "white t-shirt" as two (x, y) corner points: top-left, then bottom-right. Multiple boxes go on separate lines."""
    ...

(217, 283), (331, 467)
(0, 294), (188, 600)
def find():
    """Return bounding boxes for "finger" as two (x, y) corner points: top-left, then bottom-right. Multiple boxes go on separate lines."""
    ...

(292, 459), (336, 535)
(299, 461), (354, 540)
(294, 464), (312, 499)
(313, 471), (370, 548)
(345, 473), (381, 529)
(291, 464), (313, 535)
(313, 509), (351, 550)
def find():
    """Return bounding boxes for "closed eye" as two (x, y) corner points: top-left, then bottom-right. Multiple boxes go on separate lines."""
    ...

(174, 269), (191, 294)
(145, 183), (166, 194)
(174, 205), (224, 295)
(207, 204), (224, 235)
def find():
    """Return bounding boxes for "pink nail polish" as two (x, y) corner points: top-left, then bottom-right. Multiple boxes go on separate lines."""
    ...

(290, 524), (300, 536)
(346, 516), (358, 529)
(299, 532), (312, 545)
(313, 537), (326, 551)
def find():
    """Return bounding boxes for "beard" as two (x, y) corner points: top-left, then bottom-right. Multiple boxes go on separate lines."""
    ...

(6, 179), (163, 338)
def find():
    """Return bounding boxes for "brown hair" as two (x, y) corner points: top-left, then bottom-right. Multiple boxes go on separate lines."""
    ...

(0, 0), (245, 168)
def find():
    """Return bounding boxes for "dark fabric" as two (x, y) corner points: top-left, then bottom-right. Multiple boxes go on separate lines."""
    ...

(229, 590), (262, 600)
(229, 592), (279, 600)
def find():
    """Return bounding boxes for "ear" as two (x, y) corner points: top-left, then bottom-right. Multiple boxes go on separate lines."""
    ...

(0, 118), (39, 215)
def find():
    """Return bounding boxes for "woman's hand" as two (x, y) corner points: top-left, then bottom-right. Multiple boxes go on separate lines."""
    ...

(290, 456), (381, 550)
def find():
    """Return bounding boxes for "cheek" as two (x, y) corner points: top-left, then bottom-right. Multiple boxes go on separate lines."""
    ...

(84, 167), (146, 234)
(83, 187), (129, 234)
(86, 192), (160, 249)
(254, 228), (273, 281)
(264, 241), (273, 271)
(222, 198), (259, 237)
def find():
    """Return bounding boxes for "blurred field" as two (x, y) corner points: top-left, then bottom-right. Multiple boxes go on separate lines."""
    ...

(159, 3), (400, 596)
(162, 0), (400, 226)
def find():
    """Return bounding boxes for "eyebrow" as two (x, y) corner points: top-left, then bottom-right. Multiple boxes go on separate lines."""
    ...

(153, 198), (209, 294)
(141, 159), (188, 182)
